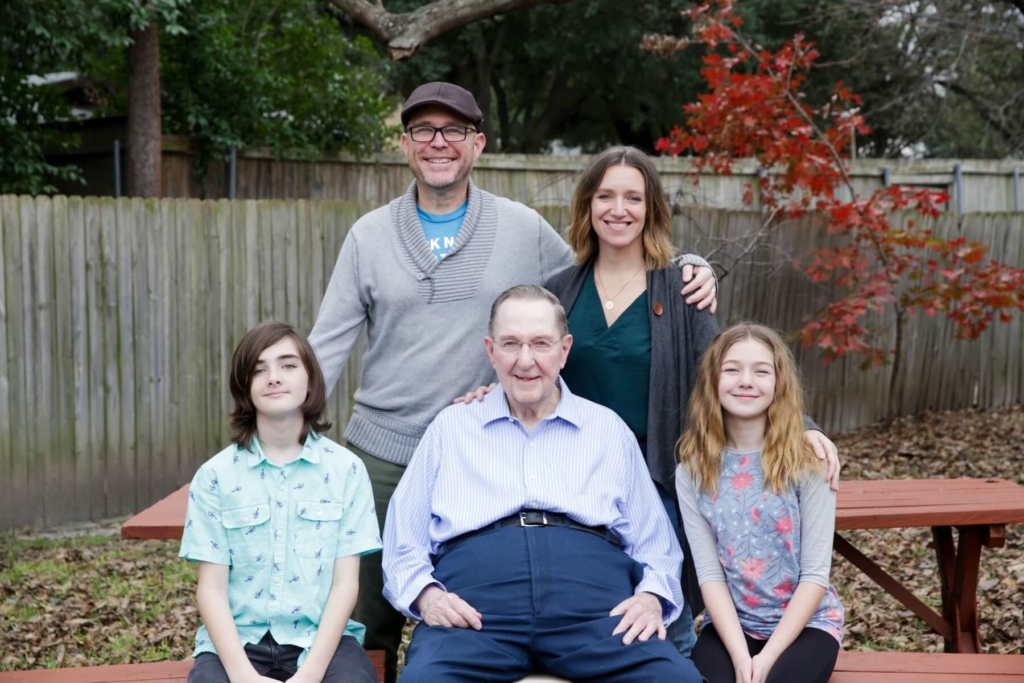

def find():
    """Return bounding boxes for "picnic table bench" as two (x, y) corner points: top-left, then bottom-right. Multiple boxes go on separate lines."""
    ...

(3, 651), (1022, 682)
(122, 477), (1024, 655)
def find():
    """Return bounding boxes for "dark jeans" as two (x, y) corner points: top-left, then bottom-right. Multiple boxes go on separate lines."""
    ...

(399, 525), (705, 683)
(691, 623), (840, 683)
(187, 631), (377, 683)
(347, 443), (407, 683)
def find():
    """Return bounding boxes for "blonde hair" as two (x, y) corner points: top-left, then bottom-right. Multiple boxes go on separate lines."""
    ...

(567, 146), (676, 270)
(678, 323), (819, 494)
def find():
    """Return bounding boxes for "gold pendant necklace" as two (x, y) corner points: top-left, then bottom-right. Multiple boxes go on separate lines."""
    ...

(596, 264), (644, 310)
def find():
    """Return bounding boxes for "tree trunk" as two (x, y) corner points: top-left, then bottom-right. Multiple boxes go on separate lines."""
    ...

(127, 21), (162, 198)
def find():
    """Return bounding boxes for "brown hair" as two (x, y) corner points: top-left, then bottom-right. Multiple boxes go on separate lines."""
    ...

(488, 285), (568, 337)
(229, 321), (331, 450)
(568, 146), (676, 270)
(678, 323), (819, 494)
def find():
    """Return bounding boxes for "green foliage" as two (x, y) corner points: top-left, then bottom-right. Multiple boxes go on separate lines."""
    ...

(156, 0), (397, 172)
(385, 0), (705, 153)
(1, 0), (188, 195)
(3, 0), (394, 195)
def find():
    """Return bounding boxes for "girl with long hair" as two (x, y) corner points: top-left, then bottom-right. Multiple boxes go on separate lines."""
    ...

(677, 323), (844, 683)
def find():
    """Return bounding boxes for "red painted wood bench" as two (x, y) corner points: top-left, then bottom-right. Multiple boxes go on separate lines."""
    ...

(122, 477), (1024, 654)
(2, 651), (1021, 682)
(0, 651), (385, 683)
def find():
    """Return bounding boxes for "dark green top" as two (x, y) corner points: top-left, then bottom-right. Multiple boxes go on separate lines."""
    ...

(561, 264), (652, 456)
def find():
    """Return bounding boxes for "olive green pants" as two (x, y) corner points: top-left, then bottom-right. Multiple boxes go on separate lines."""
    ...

(347, 442), (407, 683)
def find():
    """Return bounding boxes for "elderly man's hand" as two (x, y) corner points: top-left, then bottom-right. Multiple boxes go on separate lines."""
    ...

(417, 585), (483, 630)
(609, 592), (666, 645)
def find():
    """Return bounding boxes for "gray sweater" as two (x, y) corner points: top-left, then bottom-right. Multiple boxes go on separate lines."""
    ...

(309, 180), (574, 466)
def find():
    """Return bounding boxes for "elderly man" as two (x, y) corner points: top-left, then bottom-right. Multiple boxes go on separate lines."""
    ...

(382, 285), (705, 683)
(308, 82), (717, 682)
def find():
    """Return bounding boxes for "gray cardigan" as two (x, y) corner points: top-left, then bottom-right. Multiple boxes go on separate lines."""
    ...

(546, 262), (721, 616)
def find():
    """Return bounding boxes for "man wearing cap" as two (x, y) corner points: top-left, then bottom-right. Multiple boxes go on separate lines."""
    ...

(308, 82), (717, 682)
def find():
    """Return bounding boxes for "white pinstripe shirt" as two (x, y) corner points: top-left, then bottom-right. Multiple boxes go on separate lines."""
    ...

(382, 380), (684, 624)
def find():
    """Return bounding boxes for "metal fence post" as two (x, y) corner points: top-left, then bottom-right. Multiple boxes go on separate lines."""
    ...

(114, 139), (122, 198)
(953, 162), (963, 219)
(756, 165), (765, 214)
(882, 167), (891, 188)
(229, 146), (237, 200)
(1014, 168), (1020, 212)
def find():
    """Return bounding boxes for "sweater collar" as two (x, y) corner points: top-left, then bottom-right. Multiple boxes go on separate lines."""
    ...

(394, 179), (485, 276)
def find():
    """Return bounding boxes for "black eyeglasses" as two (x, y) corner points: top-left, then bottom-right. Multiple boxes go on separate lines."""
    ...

(405, 125), (478, 143)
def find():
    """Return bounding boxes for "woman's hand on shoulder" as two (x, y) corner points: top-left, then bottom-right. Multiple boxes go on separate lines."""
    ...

(804, 430), (841, 491)
(453, 383), (496, 404)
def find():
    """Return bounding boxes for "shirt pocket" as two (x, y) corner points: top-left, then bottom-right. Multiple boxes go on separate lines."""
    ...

(293, 500), (345, 559)
(221, 501), (271, 566)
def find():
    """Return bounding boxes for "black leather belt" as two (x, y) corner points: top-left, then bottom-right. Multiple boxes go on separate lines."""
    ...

(444, 510), (622, 551)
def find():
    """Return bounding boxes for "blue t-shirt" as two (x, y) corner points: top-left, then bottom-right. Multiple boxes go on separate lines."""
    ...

(417, 202), (467, 260)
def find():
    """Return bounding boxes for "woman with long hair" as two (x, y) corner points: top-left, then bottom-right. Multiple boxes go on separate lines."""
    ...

(459, 147), (839, 657)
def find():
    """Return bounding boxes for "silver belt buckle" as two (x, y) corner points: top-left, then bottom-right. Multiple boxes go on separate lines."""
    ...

(519, 511), (548, 527)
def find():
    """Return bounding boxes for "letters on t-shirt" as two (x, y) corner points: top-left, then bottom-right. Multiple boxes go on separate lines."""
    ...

(418, 202), (467, 261)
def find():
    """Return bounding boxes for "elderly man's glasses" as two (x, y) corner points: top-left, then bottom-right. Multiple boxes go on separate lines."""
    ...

(406, 125), (478, 143)
(495, 337), (565, 355)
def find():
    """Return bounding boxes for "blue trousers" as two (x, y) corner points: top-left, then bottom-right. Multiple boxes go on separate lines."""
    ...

(399, 526), (705, 683)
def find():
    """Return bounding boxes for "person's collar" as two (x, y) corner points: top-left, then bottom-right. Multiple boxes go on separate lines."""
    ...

(395, 179), (483, 276)
(481, 378), (582, 428)
(244, 433), (322, 467)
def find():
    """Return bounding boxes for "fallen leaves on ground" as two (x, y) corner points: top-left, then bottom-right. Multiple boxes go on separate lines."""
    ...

(1, 405), (1021, 670)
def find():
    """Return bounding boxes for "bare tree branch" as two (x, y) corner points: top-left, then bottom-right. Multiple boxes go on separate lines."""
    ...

(329, 0), (576, 60)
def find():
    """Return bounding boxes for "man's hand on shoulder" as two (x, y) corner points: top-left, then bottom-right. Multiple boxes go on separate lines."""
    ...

(609, 591), (666, 645)
(681, 264), (718, 314)
(417, 585), (483, 630)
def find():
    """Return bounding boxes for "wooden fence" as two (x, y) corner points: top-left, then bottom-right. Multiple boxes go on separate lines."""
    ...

(0, 195), (1021, 530)
(46, 126), (1024, 212)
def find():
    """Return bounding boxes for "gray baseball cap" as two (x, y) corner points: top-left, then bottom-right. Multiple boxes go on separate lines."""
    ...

(401, 82), (484, 127)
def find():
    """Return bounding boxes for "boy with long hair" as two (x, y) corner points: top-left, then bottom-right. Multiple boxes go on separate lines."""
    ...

(180, 321), (381, 683)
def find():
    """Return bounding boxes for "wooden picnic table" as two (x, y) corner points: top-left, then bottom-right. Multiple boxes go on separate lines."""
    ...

(122, 478), (1024, 654)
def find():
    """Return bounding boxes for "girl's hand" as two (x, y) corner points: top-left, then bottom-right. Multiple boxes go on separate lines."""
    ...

(453, 383), (496, 404)
(732, 653), (753, 683)
(803, 430), (841, 491)
(751, 651), (778, 683)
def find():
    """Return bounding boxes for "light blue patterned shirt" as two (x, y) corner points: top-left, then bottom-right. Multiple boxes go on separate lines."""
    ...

(179, 434), (382, 665)
(382, 380), (684, 624)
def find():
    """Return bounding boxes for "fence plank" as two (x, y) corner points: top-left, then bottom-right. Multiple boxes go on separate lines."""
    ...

(133, 198), (153, 510)
(33, 197), (58, 526)
(155, 199), (176, 498)
(5, 195), (31, 528)
(100, 198), (122, 517)
(66, 198), (90, 524)
(50, 196), (74, 526)
(0, 197), (9, 527)
(20, 196), (45, 527)
(117, 199), (138, 513)
(83, 198), (106, 520)
(259, 200), (274, 322)
(185, 199), (206, 477)
(285, 201), (299, 326)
